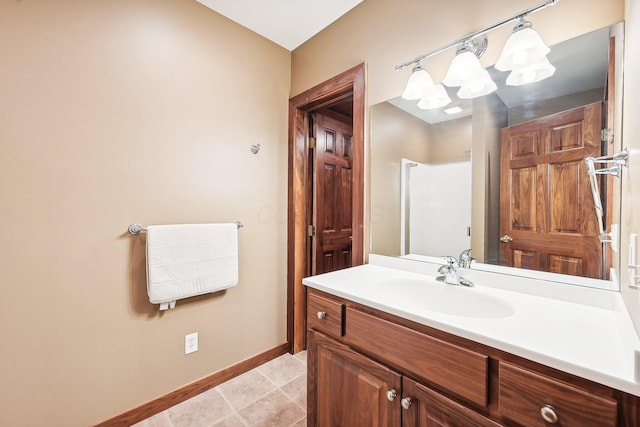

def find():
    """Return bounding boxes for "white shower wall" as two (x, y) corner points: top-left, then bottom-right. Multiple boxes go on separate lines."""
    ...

(405, 160), (472, 258)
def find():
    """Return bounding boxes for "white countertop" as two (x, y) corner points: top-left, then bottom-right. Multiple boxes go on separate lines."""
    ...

(302, 255), (640, 396)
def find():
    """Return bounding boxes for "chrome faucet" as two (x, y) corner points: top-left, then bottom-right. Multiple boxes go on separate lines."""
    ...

(458, 249), (475, 269)
(437, 256), (474, 287)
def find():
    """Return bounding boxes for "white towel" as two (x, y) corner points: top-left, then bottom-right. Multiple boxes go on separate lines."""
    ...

(146, 223), (239, 309)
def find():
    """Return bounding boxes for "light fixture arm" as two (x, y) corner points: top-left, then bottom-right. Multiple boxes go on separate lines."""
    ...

(395, 0), (560, 71)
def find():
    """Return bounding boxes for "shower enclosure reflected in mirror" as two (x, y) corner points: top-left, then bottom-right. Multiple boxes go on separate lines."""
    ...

(370, 23), (624, 288)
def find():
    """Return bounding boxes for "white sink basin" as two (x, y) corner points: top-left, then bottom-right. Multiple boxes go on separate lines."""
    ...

(371, 278), (515, 319)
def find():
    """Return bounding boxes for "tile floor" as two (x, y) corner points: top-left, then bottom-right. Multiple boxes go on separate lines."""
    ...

(132, 351), (307, 427)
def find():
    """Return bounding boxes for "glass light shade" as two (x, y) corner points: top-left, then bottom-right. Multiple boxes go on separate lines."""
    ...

(506, 57), (556, 86)
(417, 84), (452, 110)
(457, 68), (497, 99)
(442, 51), (485, 87)
(495, 27), (550, 71)
(401, 67), (434, 100)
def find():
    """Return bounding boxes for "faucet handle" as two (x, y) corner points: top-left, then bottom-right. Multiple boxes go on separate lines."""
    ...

(458, 248), (475, 268)
(437, 264), (450, 274)
(441, 256), (458, 267)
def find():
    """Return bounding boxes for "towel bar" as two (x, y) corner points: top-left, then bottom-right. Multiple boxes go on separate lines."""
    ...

(128, 221), (244, 235)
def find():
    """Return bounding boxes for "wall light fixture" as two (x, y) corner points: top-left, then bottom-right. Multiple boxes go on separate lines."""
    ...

(396, 0), (559, 108)
(417, 83), (451, 110)
(496, 18), (556, 85)
(401, 62), (434, 100)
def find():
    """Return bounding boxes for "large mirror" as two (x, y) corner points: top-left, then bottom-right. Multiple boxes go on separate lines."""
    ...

(370, 23), (624, 289)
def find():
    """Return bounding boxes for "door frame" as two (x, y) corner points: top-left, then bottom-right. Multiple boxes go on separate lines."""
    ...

(287, 63), (366, 353)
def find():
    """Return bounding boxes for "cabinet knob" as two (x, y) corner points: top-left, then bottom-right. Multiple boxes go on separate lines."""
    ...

(540, 405), (558, 424)
(386, 389), (397, 401)
(317, 311), (326, 319)
(400, 397), (412, 410)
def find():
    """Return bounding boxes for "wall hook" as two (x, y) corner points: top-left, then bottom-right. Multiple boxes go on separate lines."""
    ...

(250, 143), (260, 154)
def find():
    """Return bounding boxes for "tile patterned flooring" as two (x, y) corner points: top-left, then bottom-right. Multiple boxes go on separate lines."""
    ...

(133, 351), (307, 427)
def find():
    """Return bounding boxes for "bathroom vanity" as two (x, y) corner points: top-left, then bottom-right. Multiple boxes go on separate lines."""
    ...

(303, 256), (640, 426)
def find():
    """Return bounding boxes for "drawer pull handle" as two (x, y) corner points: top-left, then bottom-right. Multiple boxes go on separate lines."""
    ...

(386, 389), (397, 401)
(401, 397), (412, 410)
(317, 311), (326, 319)
(540, 405), (558, 424)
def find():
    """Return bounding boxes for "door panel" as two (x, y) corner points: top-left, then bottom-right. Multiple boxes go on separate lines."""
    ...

(511, 167), (537, 230)
(309, 331), (401, 427)
(549, 161), (581, 233)
(511, 131), (539, 157)
(550, 121), (582, 151)
(313, 113), (354, 275)
(499, 102), (603, 279)
(549, 254), (583, 276)
(513, 250), (538, 270)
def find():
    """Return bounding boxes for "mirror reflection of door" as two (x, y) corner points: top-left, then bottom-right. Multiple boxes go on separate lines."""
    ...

(312, 112), (354, 275)
(499, 101), (604, 279)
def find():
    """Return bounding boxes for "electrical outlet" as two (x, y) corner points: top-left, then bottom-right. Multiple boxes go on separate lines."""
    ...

(185, 332), (198, 354)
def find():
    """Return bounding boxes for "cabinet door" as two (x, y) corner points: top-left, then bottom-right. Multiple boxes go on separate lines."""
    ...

(402, 377), (501, 427)
(308, 330), (401, 427)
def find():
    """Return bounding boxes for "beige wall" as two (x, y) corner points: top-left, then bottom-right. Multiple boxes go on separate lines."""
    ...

(370, 102), (430, 255)
(369, 103), (473, 256)
(1, 0), (636, 425)
(291, 0), (624, 105)
(293, 1), (634, 319)
(293, 6), (626, 258)
(0, 1), (290, 426)
(472, 95), (508, 264)
(427, 117), (473, 164)
(621, 1), (640, 331)
(508, 88), (604, 126)
(293, 0), (623, 266)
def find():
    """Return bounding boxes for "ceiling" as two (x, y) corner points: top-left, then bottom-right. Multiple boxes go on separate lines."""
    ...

(195, 0), (363, 51)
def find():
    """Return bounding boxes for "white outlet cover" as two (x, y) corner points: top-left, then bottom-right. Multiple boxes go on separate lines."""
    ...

(185, 332), (198, 354)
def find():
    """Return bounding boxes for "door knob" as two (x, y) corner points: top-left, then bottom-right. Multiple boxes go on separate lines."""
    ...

(386, 389), (397, 401)
(500, 234), (513, 243)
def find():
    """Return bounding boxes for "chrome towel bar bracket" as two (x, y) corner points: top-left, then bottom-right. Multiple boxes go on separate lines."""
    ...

(128, 223), (146, 235)
(128, 221), (244, 235)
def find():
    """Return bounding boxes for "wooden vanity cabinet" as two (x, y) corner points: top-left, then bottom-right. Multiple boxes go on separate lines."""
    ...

(306, 288), (640, 427)
(308, 330), (498, 427)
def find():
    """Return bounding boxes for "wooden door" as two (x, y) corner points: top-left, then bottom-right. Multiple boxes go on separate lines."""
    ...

(402, 377), (500, 427)
(288, 64), (365, 354)
(308, 330), (401, 427)
(312, 113), (354, 275)
(499, 102), (603, 279)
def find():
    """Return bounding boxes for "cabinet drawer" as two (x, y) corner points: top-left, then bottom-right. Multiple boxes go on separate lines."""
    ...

(344, 307), (489, 407)
(307, 291), (343, 338)
(499, 362), (617, 427)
